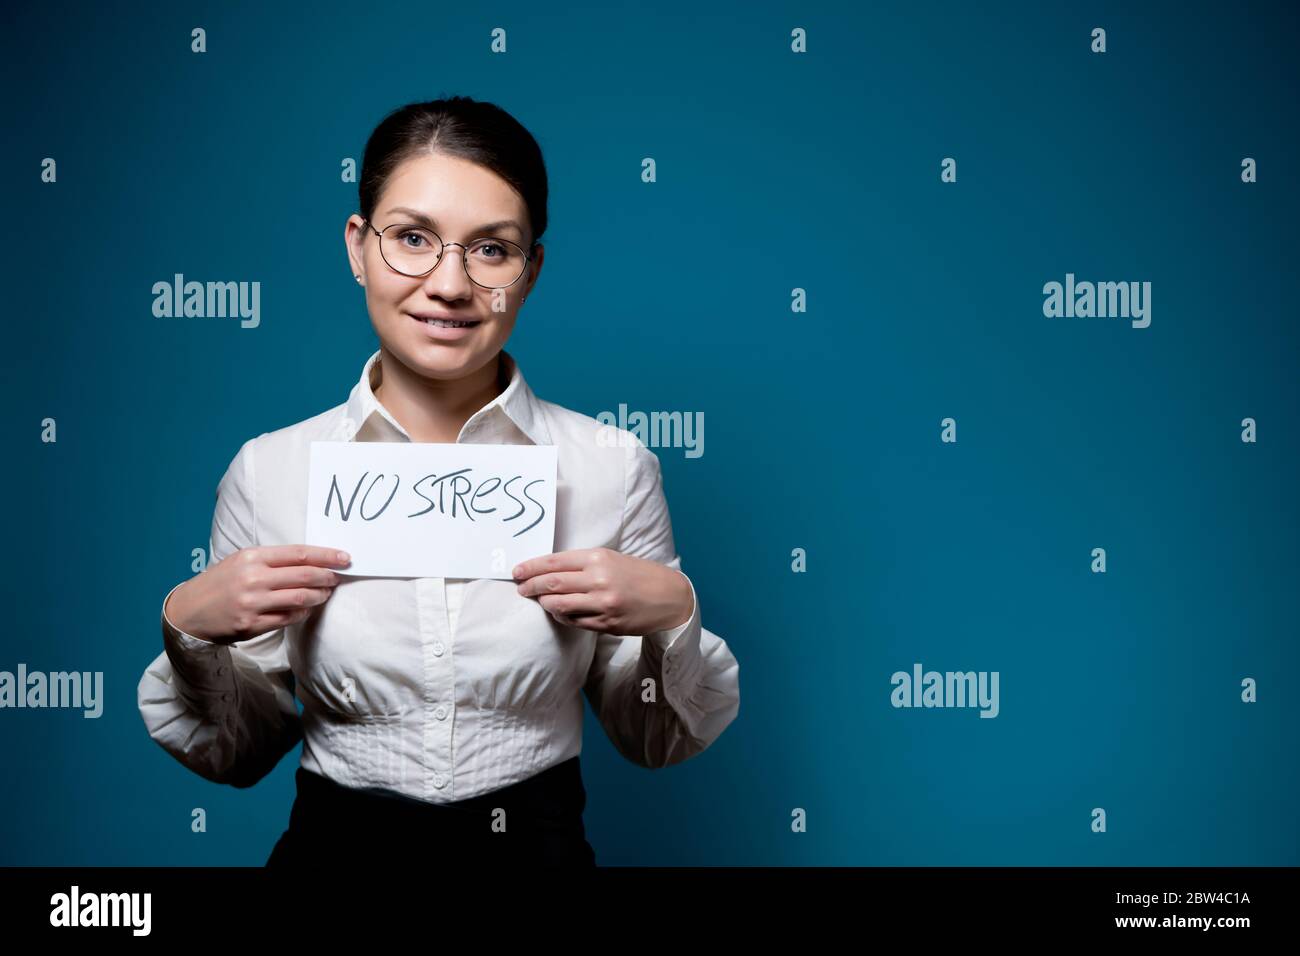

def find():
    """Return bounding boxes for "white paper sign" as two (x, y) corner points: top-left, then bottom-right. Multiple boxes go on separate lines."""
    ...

(304, 441), (558, 579)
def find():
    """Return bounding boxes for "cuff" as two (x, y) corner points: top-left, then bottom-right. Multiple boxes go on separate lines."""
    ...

(161, 581), (237, 716)
(643, 571), (705, 703)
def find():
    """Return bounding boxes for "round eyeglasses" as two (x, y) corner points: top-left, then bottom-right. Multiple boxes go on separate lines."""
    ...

(362, 218), (533, 290)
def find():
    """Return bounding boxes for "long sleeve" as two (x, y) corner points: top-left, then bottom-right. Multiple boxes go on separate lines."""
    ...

(136, 437), (302, 788)
(583, 438), (740, 768)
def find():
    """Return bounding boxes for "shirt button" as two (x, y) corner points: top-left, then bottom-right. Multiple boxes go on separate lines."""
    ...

(432, 773), (446, 789)
(434, 705), (447, 720)
(432, 641), (445, 656)
(215, 666), (226, 677)
(220, 693), (230, 702)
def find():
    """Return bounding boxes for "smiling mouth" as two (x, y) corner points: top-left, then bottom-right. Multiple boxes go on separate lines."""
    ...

(414, 316), (482, 329)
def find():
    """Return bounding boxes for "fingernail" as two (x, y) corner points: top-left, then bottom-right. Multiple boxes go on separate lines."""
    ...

(338, 551), (351, 563)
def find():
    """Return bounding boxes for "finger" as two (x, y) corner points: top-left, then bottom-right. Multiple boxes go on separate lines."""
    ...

(512, 549), (591, 581)
(550, 605), (606, 629)
(248, 606), (315, 634)
(260, 545), (352, 569)
(538, 591), (605, 619)
(262, 565), (343, 591)
(257, 606), (316, 629)
(259, 586), (335, 614)
(516, 570), (592, 598)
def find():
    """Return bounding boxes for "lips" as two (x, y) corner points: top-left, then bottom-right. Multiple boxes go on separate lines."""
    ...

(409, 313), (483, 328)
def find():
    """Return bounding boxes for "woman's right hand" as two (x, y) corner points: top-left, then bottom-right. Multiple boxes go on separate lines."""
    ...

(164, 545), (353, 645)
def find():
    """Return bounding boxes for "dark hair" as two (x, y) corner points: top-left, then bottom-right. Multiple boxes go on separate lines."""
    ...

(359, 96), (548, 251)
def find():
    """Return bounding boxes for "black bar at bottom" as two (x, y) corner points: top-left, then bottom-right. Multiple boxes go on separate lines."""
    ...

(0, 866), (1291, 938)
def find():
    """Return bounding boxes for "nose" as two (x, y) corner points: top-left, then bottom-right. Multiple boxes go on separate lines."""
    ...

(420, 243), (475, 299)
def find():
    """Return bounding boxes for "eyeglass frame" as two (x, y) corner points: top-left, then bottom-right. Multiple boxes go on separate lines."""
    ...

(360, 217), (536, 290)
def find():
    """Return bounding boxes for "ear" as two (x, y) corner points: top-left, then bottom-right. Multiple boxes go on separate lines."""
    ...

(523, 242), (544, 297)
(345, 215), (369, 284)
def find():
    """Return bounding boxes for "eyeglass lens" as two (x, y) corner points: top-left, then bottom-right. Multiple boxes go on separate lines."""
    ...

(379, 224), (526, 288)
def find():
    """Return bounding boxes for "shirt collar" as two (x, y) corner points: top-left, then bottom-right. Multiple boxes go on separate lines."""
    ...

(341, 348), (552, 446)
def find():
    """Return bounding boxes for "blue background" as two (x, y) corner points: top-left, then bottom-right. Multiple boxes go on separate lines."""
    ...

(2, 0), (1296, 865)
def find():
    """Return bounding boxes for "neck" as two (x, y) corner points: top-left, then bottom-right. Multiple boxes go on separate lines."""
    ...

(373, 348), (506, 443)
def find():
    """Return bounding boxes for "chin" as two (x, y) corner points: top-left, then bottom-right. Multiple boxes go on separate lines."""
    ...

(403, 343), (480, 373)
(394, 330), (493, 372)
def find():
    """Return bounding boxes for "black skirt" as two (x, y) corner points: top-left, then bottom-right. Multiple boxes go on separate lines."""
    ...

(266, 756), (597, 868)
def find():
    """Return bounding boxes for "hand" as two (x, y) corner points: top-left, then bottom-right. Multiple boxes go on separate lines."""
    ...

(512, 547), (694, 635)
(165, 545), (353, 645)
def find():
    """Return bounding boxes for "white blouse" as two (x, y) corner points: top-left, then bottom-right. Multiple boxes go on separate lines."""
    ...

(136, 348), (741, 803)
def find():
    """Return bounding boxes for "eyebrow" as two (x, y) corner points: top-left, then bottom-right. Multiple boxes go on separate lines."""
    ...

(381, 206), (525, 239)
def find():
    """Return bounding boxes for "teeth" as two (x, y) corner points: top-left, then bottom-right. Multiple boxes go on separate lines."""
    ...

(424, 318), (477, 328)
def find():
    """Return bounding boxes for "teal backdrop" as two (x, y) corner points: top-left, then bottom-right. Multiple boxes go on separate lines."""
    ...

(2, 0), (1297, 865)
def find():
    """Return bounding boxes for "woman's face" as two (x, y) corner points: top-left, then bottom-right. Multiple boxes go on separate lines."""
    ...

(345, 151), (543, 381)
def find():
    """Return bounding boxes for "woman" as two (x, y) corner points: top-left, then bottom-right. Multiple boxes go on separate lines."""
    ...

(135, 96), (741, 868)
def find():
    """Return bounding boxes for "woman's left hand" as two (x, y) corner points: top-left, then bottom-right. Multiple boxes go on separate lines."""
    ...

(512, 548), (694, 635)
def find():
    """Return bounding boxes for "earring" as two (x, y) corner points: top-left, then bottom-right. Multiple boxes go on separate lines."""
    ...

(355, 275), (362, 283)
